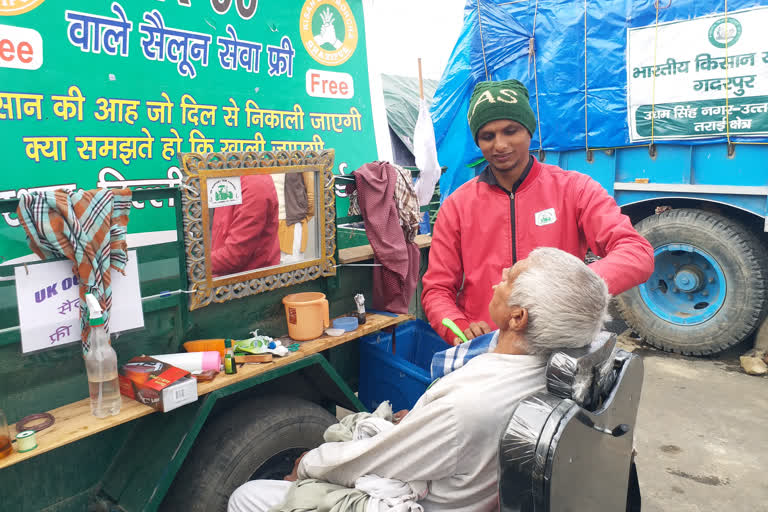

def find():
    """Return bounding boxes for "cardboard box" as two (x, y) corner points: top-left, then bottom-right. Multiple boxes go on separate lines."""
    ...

(119, 356), (198, 412)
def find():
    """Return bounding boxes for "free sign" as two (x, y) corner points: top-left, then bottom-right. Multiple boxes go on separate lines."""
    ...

(0, 24), (43, 70)
(305, 69), (354, 99)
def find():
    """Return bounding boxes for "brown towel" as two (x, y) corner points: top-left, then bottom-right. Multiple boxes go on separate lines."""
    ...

(351, 162), (420, 314)
(285, 172), (312, 226)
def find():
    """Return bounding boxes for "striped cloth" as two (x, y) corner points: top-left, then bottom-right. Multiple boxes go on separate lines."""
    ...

(16, 188), (132, 353)
(430, 330), (499, 380)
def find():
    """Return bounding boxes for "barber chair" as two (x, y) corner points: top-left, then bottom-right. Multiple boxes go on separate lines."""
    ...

(499, 332), (643, 511)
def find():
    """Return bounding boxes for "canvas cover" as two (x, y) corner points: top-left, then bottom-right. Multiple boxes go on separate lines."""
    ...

(432, 0), (768, 197)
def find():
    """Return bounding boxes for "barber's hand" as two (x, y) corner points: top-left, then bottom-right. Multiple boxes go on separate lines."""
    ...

(393, 409), (409, 424)
(453, 321), (491, 345)
(284, 451), (309, 482)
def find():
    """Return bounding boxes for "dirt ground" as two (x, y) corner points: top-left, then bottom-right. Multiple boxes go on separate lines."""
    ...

(618, 332), (768, 512)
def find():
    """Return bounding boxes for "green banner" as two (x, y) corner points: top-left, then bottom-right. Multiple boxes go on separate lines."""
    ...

(635, 95), (768, 138)
(0, 0), (376, 263)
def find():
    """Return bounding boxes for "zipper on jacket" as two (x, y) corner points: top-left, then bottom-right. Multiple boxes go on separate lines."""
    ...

(510, 192), (516, 262)
(477, 156), (533, 265)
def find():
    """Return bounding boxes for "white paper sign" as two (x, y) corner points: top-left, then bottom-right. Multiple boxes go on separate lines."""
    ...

(627, 6), (768, 141)
(207, 176), (243, 208)
(14, 251), (144, 353)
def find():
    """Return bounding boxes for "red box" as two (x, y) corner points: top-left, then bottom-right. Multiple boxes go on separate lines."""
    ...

(119, 356), (198, 412)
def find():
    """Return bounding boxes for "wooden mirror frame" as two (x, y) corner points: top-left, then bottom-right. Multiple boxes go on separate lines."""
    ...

(179, 149), (336, 310)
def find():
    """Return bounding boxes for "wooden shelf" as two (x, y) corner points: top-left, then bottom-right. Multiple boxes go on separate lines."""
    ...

(0, 313), (412, 470)
(338, 234), (432, 264)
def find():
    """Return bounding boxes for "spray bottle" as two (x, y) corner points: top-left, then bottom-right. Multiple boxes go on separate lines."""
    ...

(84, 294), (121, 418)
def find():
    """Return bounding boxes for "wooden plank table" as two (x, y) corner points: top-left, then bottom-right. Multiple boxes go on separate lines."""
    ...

(338, 234), (432, 264)
(0, 312), (412, 470)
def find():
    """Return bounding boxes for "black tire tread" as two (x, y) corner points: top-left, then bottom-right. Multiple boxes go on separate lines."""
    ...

(617, 208), (768, 355)
(161, 395), (336, 512)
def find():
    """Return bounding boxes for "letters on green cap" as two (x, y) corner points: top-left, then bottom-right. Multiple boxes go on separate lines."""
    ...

(467, 79), (537, 141)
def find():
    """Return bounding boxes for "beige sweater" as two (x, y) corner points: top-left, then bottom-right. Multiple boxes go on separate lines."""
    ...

(299, 353), (547, 511)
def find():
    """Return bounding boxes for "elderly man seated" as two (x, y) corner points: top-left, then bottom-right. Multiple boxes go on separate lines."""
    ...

(229, 247), (611, 512)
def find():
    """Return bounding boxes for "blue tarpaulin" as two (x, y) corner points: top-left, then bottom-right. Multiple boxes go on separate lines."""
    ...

(431, 0), (766, 198)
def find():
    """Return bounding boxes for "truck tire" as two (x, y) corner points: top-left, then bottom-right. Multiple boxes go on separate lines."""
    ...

(161, 395), (336, 512)
(617, 208), (767, 355)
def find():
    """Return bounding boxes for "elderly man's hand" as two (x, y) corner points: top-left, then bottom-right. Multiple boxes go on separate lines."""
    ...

(284, 451), (309, 482)
(454, 321), (491, 345)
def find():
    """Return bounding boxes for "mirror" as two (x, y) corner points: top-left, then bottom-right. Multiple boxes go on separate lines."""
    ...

(179, 149), (336, 310)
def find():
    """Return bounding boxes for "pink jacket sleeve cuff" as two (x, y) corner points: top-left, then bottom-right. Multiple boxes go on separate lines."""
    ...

(438, 317), (470, 345)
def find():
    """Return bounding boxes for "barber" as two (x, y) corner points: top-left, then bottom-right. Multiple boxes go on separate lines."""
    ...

(421, 79), (654, 345)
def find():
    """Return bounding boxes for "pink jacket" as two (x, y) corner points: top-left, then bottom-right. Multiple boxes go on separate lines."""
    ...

(421, 157), (654, 343)
(211, 174), (280, 276)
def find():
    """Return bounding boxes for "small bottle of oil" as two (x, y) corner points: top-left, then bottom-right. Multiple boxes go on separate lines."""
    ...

(224, 349), (237, 375)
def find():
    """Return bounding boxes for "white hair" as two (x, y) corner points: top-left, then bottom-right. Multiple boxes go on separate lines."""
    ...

(508, 247), (611, 355)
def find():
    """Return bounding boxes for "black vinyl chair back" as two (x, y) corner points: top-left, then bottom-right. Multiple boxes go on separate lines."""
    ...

(498, 332), (643, 512)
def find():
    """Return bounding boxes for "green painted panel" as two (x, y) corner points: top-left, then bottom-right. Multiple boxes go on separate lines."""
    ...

(102, 398), (210, 512)
(327, 342), (361, 390)
(39, 492), (93, 512)
(1, 424), (132, 512)
(336, 224), (369, 250)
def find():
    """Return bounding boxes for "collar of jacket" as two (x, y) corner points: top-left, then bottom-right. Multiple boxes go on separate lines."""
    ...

(477, 156), (538, 194)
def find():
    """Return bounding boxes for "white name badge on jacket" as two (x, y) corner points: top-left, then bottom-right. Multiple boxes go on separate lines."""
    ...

(535, 208), (557, 226)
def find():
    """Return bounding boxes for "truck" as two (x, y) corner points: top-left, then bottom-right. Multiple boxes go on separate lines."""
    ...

(432, 0), (768, 356)
(0, 1), (422, 510)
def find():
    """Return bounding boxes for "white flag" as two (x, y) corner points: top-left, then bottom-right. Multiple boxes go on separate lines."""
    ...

(413, 98), (441, 206)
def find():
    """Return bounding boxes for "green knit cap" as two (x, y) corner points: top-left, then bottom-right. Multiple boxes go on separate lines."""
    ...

(467, 79), (537, 141)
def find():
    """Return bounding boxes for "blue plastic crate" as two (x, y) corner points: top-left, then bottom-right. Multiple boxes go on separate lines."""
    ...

(358, 319), (449, 412)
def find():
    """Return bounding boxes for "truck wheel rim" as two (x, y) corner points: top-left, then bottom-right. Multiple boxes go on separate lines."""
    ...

(639, 243), (726, 326)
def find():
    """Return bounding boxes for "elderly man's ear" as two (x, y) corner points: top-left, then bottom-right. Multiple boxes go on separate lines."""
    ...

(506, 306), (528, 332)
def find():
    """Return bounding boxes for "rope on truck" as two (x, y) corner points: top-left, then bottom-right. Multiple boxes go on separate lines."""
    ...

(584, 0), (590, 152)
(650, 0), (661, 144)
(531, 0), (544, 156)
(476, 0), (491, 80)
(723, 0), (731, 144)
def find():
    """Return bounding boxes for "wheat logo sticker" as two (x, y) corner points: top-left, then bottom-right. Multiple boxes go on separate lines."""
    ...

(300, 0), (358, 67)
(708, 17), (742, 49)
(535, 208), (557, 226)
